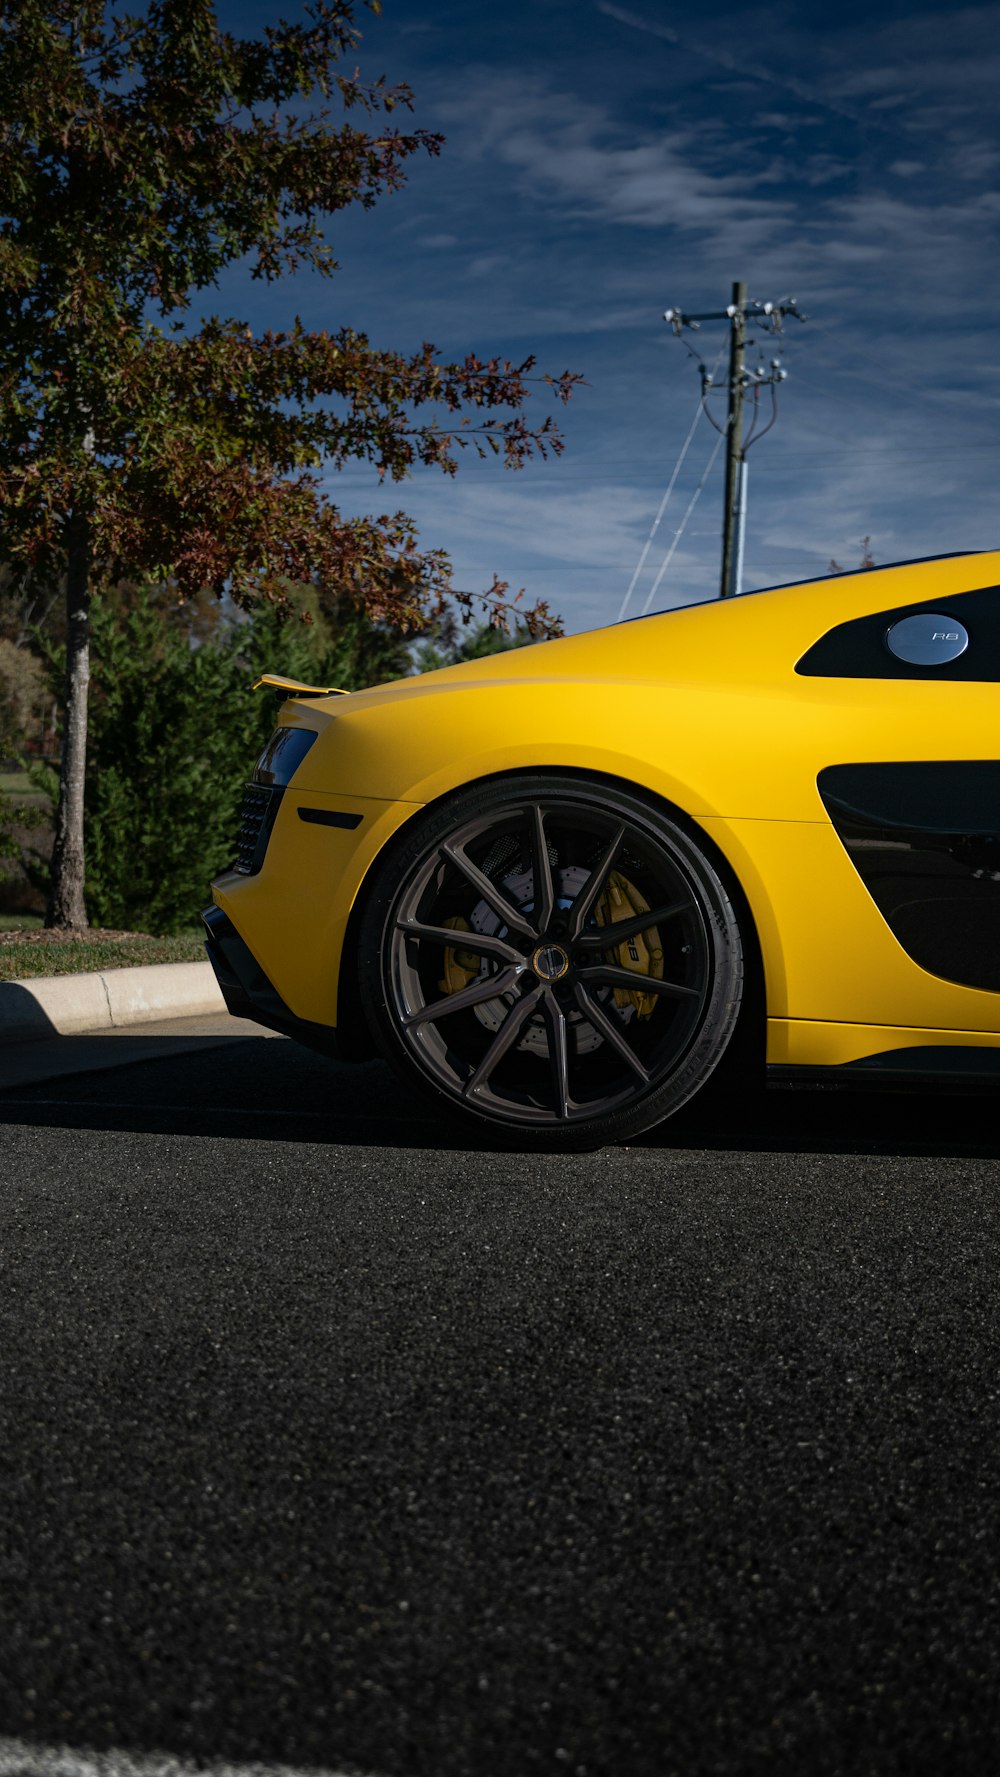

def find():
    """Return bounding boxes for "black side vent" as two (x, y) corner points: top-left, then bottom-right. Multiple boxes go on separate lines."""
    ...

(818, 761), (1000, 993)
(235, 783), (284, 875)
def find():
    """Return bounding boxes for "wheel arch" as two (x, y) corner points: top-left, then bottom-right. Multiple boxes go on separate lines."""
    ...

(335, 764), (768, 1074)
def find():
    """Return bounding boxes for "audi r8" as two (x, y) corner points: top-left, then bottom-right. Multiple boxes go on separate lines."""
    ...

(204, 550), (1000, 1147)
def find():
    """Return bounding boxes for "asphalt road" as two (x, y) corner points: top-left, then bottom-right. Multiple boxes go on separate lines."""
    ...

(2, 1037), (1000, 1777)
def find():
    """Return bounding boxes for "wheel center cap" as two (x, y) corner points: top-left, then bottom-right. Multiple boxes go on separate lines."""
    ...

(532, 942), (570, 982)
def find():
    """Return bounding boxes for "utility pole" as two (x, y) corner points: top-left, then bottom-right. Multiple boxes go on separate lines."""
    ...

(663, 286), (806, 598)
(720, 279), (746, 602)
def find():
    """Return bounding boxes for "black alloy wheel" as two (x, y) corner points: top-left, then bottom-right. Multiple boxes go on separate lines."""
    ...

(358, 774), (746, 1148)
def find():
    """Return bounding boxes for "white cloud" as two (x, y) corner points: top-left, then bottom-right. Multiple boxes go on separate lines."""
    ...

(950, 139), (1000, 180)
(439, 75), (795, 249)
(753, 113), (825, 131)
(466, 253), (510, 279)
(819, 241), (886, 265)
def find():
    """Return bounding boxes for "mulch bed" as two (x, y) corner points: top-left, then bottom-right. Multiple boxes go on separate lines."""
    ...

(0, 928), (147, 945)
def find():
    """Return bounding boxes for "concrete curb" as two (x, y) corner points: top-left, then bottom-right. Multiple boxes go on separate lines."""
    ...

(0, 960), (225, 1047)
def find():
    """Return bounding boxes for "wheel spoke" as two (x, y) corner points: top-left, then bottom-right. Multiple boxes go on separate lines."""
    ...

(440, 841), (537, 940)
(403, 963), (525, 1027)
(542, 991), (572, 1119)
(577, 963), (700, 1000)
(530, 804), (555, 932)
(464, 982), (545, 1095)
(381, 784), (731, 1135)
(395, 918), (524, 966)
(573, 985), (650, 1082)
(566, 824), (626, 940)
(576, 899), (689, 953)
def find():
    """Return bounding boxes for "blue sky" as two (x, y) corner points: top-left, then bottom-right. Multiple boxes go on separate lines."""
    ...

(220, 0), (1000, 634)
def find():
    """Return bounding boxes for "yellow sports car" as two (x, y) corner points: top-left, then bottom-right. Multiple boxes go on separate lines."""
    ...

(204, 550), (1000, 1146)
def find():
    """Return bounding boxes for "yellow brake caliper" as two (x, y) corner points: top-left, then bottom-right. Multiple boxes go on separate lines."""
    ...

(594, 870), (664, 1018)
(438, 915), (481, 995)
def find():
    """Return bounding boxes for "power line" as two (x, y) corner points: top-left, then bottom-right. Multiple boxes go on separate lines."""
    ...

(638, 427), (725, 615)
(615, 389), (705, 624)
(616, 346), (725, 623)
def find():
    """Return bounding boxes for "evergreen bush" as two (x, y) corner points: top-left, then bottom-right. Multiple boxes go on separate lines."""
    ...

(61, 593), (411, 935)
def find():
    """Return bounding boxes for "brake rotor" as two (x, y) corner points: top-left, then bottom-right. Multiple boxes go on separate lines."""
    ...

(467, 865), (599, 1055)
(438, 862), (666, 1056)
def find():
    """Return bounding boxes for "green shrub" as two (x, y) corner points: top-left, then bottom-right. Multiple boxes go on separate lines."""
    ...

(81, 602), (253, 932)
(78, 593), (411, 935)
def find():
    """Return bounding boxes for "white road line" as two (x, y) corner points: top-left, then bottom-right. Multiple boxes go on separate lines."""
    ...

(0, 1736), (383, 1777)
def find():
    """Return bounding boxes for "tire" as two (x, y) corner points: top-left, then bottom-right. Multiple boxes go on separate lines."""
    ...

(358, 773), (745, 1149)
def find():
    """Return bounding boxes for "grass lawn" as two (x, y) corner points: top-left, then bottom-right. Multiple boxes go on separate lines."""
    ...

(0, 770), (35, 795)
(0, 929), (206, 979)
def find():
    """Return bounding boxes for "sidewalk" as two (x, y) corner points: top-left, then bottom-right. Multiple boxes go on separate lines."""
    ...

(0, 961), (279, 1089)
(0, 959), (224, 1044)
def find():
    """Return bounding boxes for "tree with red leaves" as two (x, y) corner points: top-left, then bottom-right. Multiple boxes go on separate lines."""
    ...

(0, 0), (581, 927)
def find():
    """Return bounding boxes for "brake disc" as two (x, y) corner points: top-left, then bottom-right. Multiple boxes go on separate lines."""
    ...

(438, 856), (667, 1056)
(469, 865), (606, 1056)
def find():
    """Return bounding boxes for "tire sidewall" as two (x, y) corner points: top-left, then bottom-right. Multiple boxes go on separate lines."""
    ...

(357, 772), (745, 1149)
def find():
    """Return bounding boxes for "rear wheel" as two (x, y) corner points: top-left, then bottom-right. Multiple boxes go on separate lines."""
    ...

(358, 774), (746, 1148)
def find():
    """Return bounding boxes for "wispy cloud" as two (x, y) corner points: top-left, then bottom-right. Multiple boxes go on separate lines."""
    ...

(753, 112), (825, 131)
(595, 0), (875, 125)
(439, 75), (795, 249)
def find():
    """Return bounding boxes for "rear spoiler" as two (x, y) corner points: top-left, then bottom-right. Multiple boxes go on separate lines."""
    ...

(253, 672), (348, 701)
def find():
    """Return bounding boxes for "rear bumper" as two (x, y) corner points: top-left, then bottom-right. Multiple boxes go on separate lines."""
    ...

(201, 904), (343, 1058)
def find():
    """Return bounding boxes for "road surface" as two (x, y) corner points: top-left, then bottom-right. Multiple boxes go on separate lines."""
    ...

(2, 1035), (999, 1776)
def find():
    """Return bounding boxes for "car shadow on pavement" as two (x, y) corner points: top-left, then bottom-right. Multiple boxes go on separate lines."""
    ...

(646, 1077), (1000, 1161)
(0, 979), (60, 1040)
(0, 1033), (998, 1159)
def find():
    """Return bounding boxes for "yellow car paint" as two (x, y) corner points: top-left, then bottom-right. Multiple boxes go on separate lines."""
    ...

(252, 671), (349, 697)
(211, 550), (1000, 1085)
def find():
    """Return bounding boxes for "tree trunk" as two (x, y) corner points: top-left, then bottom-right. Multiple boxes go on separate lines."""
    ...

(46, 513), (91, 930)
